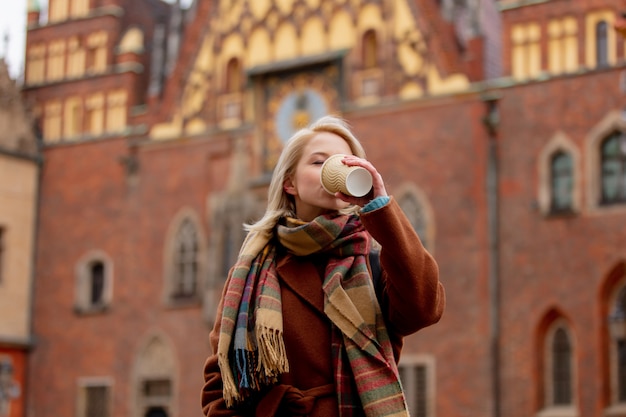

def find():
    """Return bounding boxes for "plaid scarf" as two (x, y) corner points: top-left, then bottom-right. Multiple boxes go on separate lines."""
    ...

(217, 213), (409, 417)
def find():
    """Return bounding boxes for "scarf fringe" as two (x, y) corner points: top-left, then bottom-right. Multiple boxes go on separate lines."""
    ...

(256, 325), (289, 378)
(218, 352), (240, 408)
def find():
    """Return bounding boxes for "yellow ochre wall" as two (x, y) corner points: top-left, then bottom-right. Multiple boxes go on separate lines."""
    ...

(150, 0), (470, 140)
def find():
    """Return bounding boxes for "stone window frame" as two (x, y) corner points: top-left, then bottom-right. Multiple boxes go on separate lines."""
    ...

(547, 16), (578, 75)
(76, 376), (113, 417)
(585, 111), (626, 214)
(46, 39), (67, 82)
(162, 208), (207, 307)
(43, 100), (63, 142)
(397, 354), (436, 417)
(131, 332), (177, 417)
(74, 250), (114, 315)
(64, 96), (83, 138)
(511, 22), (542, 80)
(537, 132), (581, 216)
(537, 316), (579, 417)
(105, 90), (127, 133)
(26, 43), (46, 85)
(584, 10), (616, 69)
(393, 182), (436, 254)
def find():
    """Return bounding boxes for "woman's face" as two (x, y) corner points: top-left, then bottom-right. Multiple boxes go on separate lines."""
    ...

(284, 131), (353, 222)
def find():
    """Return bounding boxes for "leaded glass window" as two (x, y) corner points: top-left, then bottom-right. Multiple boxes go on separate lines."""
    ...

(172, 219), (198, 298)
(84, 386), (110, 417)
(601, 132), (626, 204)
(550, 151), (573, 212)
(552, 328), (572, 405)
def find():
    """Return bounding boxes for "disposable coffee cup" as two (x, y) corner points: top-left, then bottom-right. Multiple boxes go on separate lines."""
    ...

(320, 154), (373, 197)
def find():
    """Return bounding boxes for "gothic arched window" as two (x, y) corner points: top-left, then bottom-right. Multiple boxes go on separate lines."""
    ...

(552, 328), (573, 405)
(172, 219), (199, 298)
(542, 319), (576, 412)
(600, 132), (626, 205)
(550, 151), (573, 212)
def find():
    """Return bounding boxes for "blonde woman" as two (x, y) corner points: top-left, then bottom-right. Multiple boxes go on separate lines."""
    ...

(202, 115), (445, 417)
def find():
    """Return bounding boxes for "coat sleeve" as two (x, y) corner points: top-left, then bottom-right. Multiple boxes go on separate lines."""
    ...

(201, 279), (245, 417)
(360, 196), (445, 336)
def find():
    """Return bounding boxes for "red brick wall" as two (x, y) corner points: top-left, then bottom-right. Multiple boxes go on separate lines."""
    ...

(496, 68), (626, 416)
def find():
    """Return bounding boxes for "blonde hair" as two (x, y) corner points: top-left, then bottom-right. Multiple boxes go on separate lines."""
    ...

(241, 115), (366, 251)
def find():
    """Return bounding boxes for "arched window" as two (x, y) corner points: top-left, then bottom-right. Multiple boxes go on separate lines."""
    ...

(600, 132), (626, 205)
(134, 335), (174, 417)
(550, 151), (573, 212)
(225, 57), (241, 93)
(89, 260), (105, 305)
(552, 328), (573, 405)
(172, 219), (198, 298)
(220, 57), (243, 123)
(596, 21), (609, 67)
(75, 251), (113, 313)
(362, 29), (378, 69)
(542, 319), (576, 411)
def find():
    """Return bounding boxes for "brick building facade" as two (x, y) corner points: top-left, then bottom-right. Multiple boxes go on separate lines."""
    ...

(15, 0), (626, 416)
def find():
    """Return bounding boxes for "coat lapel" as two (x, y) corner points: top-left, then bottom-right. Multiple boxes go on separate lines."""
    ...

(276, 254), (325, 315)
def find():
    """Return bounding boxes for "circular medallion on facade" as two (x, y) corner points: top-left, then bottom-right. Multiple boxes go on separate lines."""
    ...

(263, 70), (339, 172)
(274, 88), (328, 143)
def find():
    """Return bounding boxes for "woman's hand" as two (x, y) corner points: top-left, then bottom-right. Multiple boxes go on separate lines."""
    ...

(335, 155), (388, 207)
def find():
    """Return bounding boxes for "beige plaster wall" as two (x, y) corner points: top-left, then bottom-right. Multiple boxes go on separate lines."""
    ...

(0, 155), (38, 343)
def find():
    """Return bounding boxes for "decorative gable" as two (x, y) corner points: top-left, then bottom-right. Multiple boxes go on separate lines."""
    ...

(150, 0), (471, 141)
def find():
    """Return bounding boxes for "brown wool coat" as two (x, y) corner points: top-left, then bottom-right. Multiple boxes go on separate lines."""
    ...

(201, 197), (446, 417)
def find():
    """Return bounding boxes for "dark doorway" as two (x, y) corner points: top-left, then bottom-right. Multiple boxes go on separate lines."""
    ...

(145, 407), (168, 417)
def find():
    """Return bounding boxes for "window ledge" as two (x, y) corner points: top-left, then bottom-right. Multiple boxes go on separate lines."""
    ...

(536, 406), (579, 417)
(588, 202), (626, 216)
(74, 304), (109, 316)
